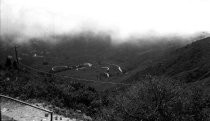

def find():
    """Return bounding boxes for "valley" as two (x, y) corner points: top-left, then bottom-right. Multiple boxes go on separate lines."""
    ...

(0, 34), (210, 121)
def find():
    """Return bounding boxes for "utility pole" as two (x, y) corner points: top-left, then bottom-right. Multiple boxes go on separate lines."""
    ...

(14, 46), (19, 64)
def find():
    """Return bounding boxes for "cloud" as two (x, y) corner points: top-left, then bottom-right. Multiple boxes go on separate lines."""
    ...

(1, 0), (210, 41)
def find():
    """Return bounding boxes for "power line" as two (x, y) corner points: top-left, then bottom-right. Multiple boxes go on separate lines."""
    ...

(20, 63), (133, 86)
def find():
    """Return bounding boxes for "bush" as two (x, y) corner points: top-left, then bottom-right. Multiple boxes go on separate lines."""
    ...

(103, 77), (210, 121)
(0, 69), (101, 117)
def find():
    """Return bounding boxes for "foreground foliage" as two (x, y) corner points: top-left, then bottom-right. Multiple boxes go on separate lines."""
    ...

(100, 77), (210, 121)
(1, 59), (210, 121)
(0, 62), (101, 118)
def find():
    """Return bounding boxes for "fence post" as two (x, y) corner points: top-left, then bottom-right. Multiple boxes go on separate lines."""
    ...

(51, 112), (53, 121)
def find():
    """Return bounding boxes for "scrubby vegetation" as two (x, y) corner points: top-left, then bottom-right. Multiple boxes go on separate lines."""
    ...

(1, 62), (210, 120)
(100, 77), (210, 121)
(0, 60), (102, 118)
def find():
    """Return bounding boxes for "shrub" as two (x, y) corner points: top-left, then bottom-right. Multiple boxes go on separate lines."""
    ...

(104, 77), (210, 121)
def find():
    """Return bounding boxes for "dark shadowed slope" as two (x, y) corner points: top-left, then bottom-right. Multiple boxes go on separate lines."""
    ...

(127, 37), (210, 83)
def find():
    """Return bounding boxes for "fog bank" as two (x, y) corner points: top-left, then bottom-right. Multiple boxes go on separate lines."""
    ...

(1, 0), (210, 42)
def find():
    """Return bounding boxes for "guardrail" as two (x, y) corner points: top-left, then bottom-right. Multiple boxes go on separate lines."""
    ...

(0, 94), (53, 121)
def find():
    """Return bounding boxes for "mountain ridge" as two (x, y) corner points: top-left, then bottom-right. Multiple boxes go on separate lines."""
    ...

(125, 37), (210, 83)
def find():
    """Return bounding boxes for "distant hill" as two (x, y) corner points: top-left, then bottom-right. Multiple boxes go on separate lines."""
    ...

(0, 34), (192, 89)
(128, 37), (210, 83)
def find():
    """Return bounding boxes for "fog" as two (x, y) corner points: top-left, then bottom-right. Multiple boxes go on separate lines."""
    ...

(1, 0), (210, 42)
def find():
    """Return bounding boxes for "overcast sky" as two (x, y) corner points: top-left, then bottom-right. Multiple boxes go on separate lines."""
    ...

(1, 0), (210, 40)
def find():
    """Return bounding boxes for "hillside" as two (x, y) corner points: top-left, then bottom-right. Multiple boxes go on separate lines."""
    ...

(0, 34), (187, 91)
(1, 35), (210, 120)
(104, 37), (210, 121)
(127, 37), (210, 83)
